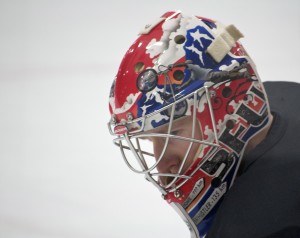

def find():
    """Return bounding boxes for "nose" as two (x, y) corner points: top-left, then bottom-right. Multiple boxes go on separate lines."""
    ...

(152, 137), (181, 174)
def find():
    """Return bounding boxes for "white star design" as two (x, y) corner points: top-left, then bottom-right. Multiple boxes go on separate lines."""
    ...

(186, 44), (204, 65)
(190, 29), (213, 48)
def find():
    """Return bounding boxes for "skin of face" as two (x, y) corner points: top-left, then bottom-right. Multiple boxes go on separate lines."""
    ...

(147, 116), (202, 184)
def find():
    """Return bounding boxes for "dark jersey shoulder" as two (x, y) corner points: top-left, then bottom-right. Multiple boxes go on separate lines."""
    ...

(264, 81), (300, 116)
(206, 81), (300, 238)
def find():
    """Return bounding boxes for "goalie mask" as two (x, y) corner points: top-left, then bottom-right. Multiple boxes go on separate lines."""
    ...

(108, 11), (271, 238)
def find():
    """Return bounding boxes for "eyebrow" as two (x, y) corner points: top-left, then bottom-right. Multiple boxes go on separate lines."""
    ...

(152, 119), (186, 135)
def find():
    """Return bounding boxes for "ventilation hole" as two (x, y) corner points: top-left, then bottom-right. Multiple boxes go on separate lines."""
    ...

(226, 120), (236, 129)
(173, 70), (184, 81)
(174, 35), (186, 44)
(222, 87), (232, 98)
(211, 177), (222, 188)
(134, 62), (145, 73)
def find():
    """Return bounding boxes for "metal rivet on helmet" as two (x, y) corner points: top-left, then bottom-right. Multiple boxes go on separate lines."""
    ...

(127, 112), (133, 121)
(174, 189), (183, 198)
